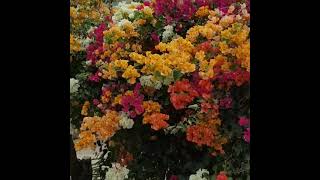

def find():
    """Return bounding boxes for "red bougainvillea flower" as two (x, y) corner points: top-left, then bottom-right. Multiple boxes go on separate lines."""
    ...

(234, 69), (250, 86)
(197, 79), (213, 99)
(200, 102), (219, 116)
(238, 117), (249, 126)
(186, 125), (214, 147)
(243, 128), (250, 143)
(168, 79), (199, 109)
(105, 15), (112, 22)
(143, 1), (151, 6)
(169, 175), (178, 180)
(216, 171), (228, 180)
(118, 151), (134, 166)
(194, 41), (219, 54)
(191, 72), (213, 99)
(216, 69), (250, 89)
(219, 97), (232, 109)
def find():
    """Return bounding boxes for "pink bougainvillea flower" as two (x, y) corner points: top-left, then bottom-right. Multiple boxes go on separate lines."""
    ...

(93, 99), (100, 106)
(238, 117), (249, 126)
(243, 128), (250, 143)
(88, 73), (100, 82)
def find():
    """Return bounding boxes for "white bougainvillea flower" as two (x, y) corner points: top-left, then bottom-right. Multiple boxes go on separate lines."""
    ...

(76, 148), (96, 160)
(162, 25), (175, 42)
(70, 78), (80, 94)
(105, 163), (130, 180)
(189, 168), (209, 180)
(119, 112), (134, 129)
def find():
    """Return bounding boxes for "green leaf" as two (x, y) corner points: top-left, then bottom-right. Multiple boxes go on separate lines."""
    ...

(173, 70), (183, 80)
(188, 104), (199, 110)
(210, 176), (216, 180)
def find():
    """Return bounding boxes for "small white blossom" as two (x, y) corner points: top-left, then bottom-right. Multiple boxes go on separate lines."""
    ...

(162, 25), (175, 42)
(241, 3), (247, 10)
(87, 26), (96, 34)
(76, 148), (96, 160)
(85, 60), (92, 66)
(119, 112), (134, 129)
(118, 19), (132, 28)
(189, 175), (206, 180)
(111, 2), (142, 24)
(189, 169), (209, 180)
(70, 78), (80, 94)
(128, 13), (135, 19)
(82, 37), (93, 48)
(105, 163), (130, 180)
(196, 169), (209, 177)
(140, 75), (162, 89)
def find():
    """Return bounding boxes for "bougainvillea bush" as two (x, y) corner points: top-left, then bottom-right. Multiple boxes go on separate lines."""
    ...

(70, 0), (250, 179)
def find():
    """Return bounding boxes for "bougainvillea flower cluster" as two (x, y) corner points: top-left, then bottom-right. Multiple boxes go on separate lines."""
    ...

(70, 0), (250, 179)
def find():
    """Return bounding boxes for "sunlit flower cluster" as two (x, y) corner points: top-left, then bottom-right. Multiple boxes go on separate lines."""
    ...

(75, 110), (120, 151)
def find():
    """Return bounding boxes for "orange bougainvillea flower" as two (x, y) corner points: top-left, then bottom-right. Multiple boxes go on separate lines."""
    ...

(143, 100), (161, 114)
(186, 125), (214, 147)
(200, 102), (213, 113)
(197, 79), (213, 99)
(81, 101), (90, 116)
(74, 131), (96, 151)
(200, 102), (219, 119)
(168, 79), (199, 109)
(143, 113), (169, 131)
(75, 110), (121, 151)
(101, 90), (112, 103)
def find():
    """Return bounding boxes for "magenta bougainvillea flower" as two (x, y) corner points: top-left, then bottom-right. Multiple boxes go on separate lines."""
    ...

(219, 97), (233, 109)
(238, 117), (249, 126)
(93, 99), (100, 106)
(243, 128), (250, 143)
(121, 83), (145, 118)
(86, 23), (106, 65)
(88, 72), (100, 82)
(151, 32), (160, 43)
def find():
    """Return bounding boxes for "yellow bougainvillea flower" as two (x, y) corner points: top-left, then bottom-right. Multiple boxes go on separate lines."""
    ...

(122, 65), (140, 84)
(195, 6), (210, 17)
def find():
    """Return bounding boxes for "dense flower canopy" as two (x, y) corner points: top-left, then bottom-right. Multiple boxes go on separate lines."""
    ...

(70, 0), (250, 179)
